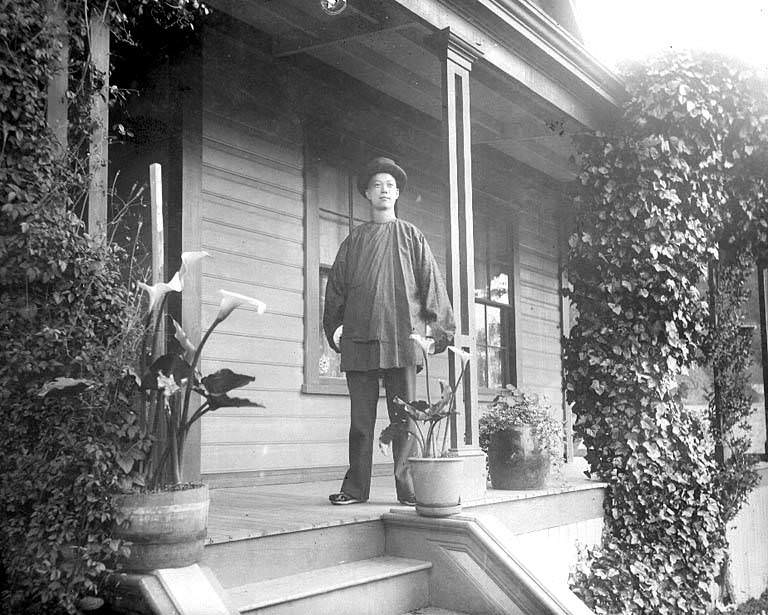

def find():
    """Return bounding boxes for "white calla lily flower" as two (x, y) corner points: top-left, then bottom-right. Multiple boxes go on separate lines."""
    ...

(409, 332), (435, 355)
(448, 345), (471, 366)
(138, 271), (183, 313)
(215, 290), (266, 323)
(179, 251), (210, 289)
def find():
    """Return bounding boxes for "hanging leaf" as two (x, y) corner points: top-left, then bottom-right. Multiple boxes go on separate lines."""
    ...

(201, 368), (254, 395)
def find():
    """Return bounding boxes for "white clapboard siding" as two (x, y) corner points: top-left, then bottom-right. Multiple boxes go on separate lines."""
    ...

(201, 28), (311, 481)
(198, 22), (569, 484)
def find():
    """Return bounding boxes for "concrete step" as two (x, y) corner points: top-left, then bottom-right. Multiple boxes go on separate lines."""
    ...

(204, 519), (386, 589)
(229, 555), (431, 615)
(403, 609), (472, 615)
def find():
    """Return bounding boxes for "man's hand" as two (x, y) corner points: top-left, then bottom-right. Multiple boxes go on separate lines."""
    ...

(379, 439), (392, 457)
(332, 325), (343, 352)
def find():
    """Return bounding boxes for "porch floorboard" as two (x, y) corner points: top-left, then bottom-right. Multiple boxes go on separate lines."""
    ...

(206, 461), (600, 545)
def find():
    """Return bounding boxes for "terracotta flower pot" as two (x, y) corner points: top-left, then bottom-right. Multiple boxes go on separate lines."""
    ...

(112, 484), (209, 571)
(488, 426), (550, 490)
(408, 456), (464, 517)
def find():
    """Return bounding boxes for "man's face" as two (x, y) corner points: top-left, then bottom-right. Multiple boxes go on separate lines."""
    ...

(365, 172), (399, 213)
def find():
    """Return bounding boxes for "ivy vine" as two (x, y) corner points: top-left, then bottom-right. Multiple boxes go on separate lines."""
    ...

(1, 1), (207, 612)
(565, 52), (768, 614)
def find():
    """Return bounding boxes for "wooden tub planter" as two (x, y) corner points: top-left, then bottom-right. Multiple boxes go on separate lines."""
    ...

(488, 426), (550, 490)
(409, 456), (464, 517)
(113, 484), (209, 571)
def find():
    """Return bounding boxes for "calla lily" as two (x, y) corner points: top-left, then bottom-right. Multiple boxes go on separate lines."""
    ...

(409, 332), (435, 355)
(215, 290), (266, 323)
(138, 271), (183, 313)
(171, 318), (196, 357)
(179, 251), (210, 289)
(448, 345), (471, 366)
(156, 372), (180, 398)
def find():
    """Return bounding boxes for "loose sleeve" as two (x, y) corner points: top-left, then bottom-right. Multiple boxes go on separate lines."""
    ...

(322, 239), (348, 353)
(415, 233), (455, 352)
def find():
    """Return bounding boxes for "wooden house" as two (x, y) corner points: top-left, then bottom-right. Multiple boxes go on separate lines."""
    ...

(108, 0), (622, 490)
(73, 0), (768, 612)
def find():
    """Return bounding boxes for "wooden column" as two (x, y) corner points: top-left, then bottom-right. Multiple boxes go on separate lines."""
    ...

(167, 37), (204, 483)
(433, 28), (486, 500)
(758, 263), (768, 457)
(46, 1), (68, 154)
(88, 10), (109, 236)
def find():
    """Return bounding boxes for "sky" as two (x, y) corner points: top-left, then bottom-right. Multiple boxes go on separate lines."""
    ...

(571, 0), (768, 70)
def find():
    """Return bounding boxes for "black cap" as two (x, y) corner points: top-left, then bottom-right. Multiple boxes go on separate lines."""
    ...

(356, 157), (408, 196)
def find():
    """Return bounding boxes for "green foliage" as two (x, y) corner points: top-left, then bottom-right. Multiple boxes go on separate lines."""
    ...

(0, 1), (208, 612)
(380, 338), (470, 458)
(565, 51), (768, 614)
(479, 385), (564, 472)
(732, 587), (768, 614)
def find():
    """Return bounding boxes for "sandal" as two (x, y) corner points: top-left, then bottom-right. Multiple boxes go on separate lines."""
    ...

(329, 492), (365, 505)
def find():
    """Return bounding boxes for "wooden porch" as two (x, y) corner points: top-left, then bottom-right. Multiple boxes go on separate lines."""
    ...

(205, 464), (600, 544)
(201, 465), (606, 614)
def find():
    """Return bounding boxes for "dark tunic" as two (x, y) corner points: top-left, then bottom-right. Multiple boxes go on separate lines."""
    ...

(323, 218), (455, 372)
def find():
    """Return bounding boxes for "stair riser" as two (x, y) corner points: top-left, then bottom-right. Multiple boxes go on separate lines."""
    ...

(241, 570), (430, 615)
(204, 520), (385, 588)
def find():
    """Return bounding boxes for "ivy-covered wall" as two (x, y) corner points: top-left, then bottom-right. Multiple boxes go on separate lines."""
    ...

(565, 52), (768, 614)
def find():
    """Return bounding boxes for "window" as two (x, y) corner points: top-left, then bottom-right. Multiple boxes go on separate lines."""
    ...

(304, 156), (371, 393)
(474, 204), (517, 390)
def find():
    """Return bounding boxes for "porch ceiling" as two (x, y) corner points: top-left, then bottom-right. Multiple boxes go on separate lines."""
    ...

(207, 0), (579, 181)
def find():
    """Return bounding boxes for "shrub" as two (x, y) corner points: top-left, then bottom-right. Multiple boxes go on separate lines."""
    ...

(565, 51), (768, 613)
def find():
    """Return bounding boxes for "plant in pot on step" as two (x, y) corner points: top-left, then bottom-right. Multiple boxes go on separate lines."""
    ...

(40, 251), (266, 572)
(479, 385), (564, 490)
(379, 333), (470, 517)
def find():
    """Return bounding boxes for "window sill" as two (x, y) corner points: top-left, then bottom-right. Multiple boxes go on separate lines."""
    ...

(302, 380), (349, 396)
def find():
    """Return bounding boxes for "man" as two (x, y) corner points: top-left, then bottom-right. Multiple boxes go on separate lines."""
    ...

(323, 157), (455, 505)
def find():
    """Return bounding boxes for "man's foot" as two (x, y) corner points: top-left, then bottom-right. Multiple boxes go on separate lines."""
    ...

(397, 497), (416, 506)
(329, 492), (365, 505)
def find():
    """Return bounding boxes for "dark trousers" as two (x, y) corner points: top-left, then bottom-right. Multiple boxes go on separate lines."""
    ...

(341, 367), (417, 501)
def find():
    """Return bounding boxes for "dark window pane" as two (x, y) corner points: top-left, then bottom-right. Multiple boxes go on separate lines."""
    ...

(487, 306), (502, 347)
(488, 347), (503, 389)
(475, 259), (488, 299)
(490, 263), (509, 304)
(477, 345), (488, 389)
(475, 303), (487, 346)
(319, 270), (343, 378)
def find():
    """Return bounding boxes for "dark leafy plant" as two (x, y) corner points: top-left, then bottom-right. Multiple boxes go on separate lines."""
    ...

(379, 334), (470, 458)
(565, 50), (768, 614)
(0, 0), (209, 612)
(45, 253), (268, 489)
(479, 385), (564, 478)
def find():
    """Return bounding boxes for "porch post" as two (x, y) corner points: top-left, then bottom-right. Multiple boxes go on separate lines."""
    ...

(87, 9), (109, 236)
(45, 1), (68, 155)
(433, 28), (487, 501)
(169, 37), (204, 483)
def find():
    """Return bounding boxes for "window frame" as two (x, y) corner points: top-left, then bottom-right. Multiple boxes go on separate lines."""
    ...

(473, 200), (520, 396)
(303, 154), (357, 395)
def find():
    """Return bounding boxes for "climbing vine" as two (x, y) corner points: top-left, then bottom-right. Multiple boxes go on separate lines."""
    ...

(0, 2), (207, 613)
(565, 52), (768, 614)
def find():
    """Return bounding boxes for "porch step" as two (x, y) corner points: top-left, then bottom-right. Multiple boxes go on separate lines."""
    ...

(204, 519), (386, 589)
(403, 609), (471, 615)
(229, 555), (431, 615)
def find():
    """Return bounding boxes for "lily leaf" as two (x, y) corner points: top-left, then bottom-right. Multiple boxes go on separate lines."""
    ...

(38, 377), (95, 398)
(207, 394), (264, 410)
(141, 354), (194, 389)
(202, 368), (255, 396)
(379, 422), (410, 445)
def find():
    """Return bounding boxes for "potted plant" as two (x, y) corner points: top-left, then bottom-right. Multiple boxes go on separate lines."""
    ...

(479, 385), (564, 490)
(41, 251), (266, 571)
(379, 334), (470, 517)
